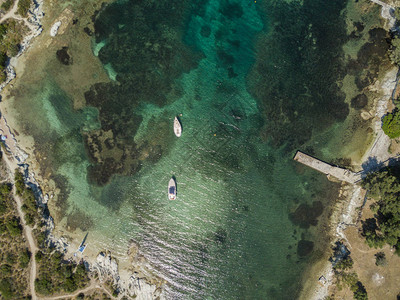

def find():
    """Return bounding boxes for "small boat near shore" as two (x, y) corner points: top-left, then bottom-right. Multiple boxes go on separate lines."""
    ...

(168, 178), (176, 200)
(174, 116), (182, 137)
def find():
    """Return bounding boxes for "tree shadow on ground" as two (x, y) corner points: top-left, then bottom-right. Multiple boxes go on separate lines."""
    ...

(361, 156), (384, 175)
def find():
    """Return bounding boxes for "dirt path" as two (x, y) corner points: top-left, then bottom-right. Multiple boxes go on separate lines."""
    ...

(39, 279), (116, 300)
(1, 150), (38, 299)
(15, 192), (38, 300)
(1, 149), (115, 299)
(0, 0), (20, 24)
(0, 0), (39, 34)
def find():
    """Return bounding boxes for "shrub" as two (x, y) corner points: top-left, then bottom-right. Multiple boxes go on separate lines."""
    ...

(17, 0), (31, 17)
(35, 278), (52, 295)
(361, 169), (400, 251)
(0, 183), (11, 196)
(395, 8), (400, 27)
(36, 231), (46, 247)
(14, 170), (25, 195)
(0, 264), (12, 275)
(342, 272), (358, 287)
(352, 281), (368, 300)
(6, 216), (22, 236)
(0, 201), (6, 214)
(334, 256), (354, 271)
(76, 293), (85, 300)
(5, 253), (15, 264)
(395, 246), (400, 257)
(375, 252), (387, 266)
(51, 251), (63, 265)
(1, 0), (13, 12)
(63, 277), (77, 292)
(35, 251), (43, 263)
(23, 211), (35, 225)
(36, 250), (90, 295)
(382, 110), (400, 138)
(390, 36), (400, 65)
(340, 273), (368, 300)
(0, 279), (13, 299)
(0, 222), (6, 234)
(19, 248), (30, 268)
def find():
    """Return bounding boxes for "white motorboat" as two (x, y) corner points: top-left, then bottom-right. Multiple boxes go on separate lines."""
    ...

(174, 117), (182, 137)
(168, 178), (176, 200)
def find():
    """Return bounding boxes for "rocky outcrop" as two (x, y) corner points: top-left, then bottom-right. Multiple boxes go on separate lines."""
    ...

(92, 251), (165, 300)
(0, 0), (44, 93)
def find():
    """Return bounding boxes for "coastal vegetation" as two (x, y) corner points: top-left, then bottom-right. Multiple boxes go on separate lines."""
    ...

(382, 109), (400, 139)
(331, 244), (368, 300)
(15, 170), (38, 226)
(389, 8), (400, 66)
(361, 167), (400, 253)
(5, 166), (92, 298)
(16, 0), (31, 17)
(0, 178), (30, 299)
(1, 0), (14, 12)
(0, 19), (27, 82)
(13, 172), (92, 296)
(374, 252), (386, 266)
(35, 250), (90, 295)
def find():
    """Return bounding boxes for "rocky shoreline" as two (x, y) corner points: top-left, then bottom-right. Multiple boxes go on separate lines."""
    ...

(0, 1), (166, 299)
(1, 0), (398, 299)
(303, 10), (400, 299)
(302, 70), (398, 300)
(0, 0), (44, 93)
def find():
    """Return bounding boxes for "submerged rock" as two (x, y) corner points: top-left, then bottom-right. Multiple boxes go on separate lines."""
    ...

(93, 251), (165, 299)
(351, 93), (368, 109)
(289, 201), (324, 229)
(56, 47), (73, 65)
(297, 240), (314, 257)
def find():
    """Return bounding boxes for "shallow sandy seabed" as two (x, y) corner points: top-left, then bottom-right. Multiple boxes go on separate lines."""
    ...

(0, 0), (398, 298)
(0, 0), (166, 297)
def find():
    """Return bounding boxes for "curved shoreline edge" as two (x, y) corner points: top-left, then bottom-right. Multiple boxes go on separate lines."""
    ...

(0, 0), (398, 299)
(0, 0), (44, 94)
(301, 0), (399, 293)
(0, 1), (166, 299)
(302, 66), (398, 300)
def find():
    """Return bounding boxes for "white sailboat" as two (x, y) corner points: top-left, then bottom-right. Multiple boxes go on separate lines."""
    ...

(168, 178), (176, 200)
(174, 117), (182, 137)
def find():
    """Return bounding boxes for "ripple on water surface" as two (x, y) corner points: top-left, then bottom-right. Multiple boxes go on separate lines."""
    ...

(8, 0), (358, 298)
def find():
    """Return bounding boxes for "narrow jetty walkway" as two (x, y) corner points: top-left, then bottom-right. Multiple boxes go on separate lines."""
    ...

(293, 151), (361, 184)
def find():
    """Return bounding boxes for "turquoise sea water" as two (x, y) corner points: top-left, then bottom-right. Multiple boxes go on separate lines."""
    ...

(7, 0), (374, 298)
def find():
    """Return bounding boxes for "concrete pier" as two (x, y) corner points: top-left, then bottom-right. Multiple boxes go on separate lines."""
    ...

(293, 151), (361, 184)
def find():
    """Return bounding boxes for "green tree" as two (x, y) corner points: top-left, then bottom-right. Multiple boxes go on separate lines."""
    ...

(395, 8), (400, 25)
(6, 216), (22, 236)
(334, 256), (354, 271)
(375, 252), (387, 266)
(35, 251), (43, 263)
(17, 0), (31, 17)
(0, 183), (11, 195)
(382, 110), (400, 139)
(14, 170), (25, 195)
(389, 36), (400, 65)
(19, 248), (30, 268)
(35, 278), (52, 295)
(0, 264), (12, 275)
(1, 0), (14, 12)
(5, 253), (15, 264)
(362, 167), (400, 254)
(0, 279), (14, 299)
